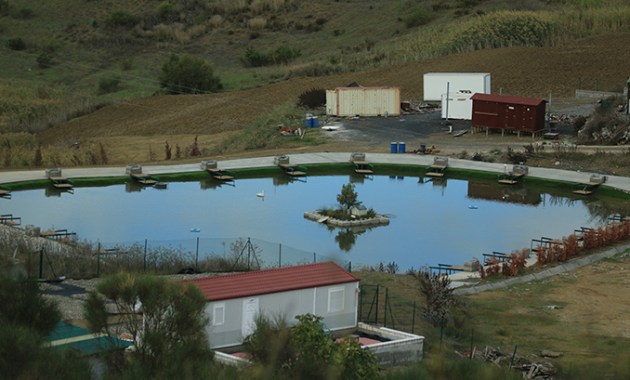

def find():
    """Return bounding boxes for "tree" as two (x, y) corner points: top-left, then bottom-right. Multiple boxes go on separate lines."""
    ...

(0, 273), (60, 336)
(244, 313), (379, 380)
(84, 273), (214, 378)
(336, 183), (360, 214)
(0, 274), (90, 379)
(334, 337), (379, 380)
(159, 55), (223, 95)
(242, 314), (294, 379)
(412, 271), (461, 329)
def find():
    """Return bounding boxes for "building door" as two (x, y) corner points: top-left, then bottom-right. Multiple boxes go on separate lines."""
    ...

(242, 297), (259, 338)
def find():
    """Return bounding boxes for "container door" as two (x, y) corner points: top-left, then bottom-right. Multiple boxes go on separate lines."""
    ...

(242, 297), (259, 338)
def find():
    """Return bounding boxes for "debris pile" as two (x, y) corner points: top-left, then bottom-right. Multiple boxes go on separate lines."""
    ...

(575, 96), (630, 145)
(276, 124), (303, 136)
(458, 346), (558, 379)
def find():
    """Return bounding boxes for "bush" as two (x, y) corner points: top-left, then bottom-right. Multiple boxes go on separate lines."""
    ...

(159, 55), (223, 94)
(7, 37), (26, 51)
(0, 0), (9, 16)
(457, 0), (482, 8)
(121, 57), (134, 71)
(241, 47), (271, 67)
(14, 8), (34, 19)
(36, 53), (53, 69)
(287, 62), (342, 78)
(105, 10), (138, 29)
(297, 88), (326, 109)
(241, 45), (302, 67)
(156, 2), (178, 23)
(98, 76), (121, 94)
(271, 45), (301, 64)
(404, 5), (433, 28)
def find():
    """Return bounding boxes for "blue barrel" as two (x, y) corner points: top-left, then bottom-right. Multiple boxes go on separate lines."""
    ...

(311, 116), (319, 128)
(305, 117), (312, 128)
(398, 142), (406, 153)
(390, 142), (398, 154)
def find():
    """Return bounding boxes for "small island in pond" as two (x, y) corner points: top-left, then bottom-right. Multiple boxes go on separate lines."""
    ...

(304, 183), (390, 227)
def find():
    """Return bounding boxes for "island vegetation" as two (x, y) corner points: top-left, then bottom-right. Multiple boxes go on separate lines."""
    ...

(304, 183), (389, 227)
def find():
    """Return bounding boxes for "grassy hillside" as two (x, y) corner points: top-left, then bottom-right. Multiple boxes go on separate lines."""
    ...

(2, 0), (630, 166)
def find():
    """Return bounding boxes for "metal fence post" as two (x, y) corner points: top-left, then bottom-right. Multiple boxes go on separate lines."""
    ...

(195, 237), (200, 270)
(38, 248), (44, 279)
(96, 243), (101, 277)
(143, 239), (148, 272)
(384, 287), (389, 327)
(375, 285), (379, 325)
(279, 243), (282, 267)
(313, 252), (316, 263)
(411, 301), (416, 334)
(359, 286), (363, 322)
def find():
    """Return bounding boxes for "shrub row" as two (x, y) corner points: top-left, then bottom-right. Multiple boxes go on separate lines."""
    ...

(536, 220), (630, 266)
(479, 219), (630, 280)
(479, 249), (529, 278)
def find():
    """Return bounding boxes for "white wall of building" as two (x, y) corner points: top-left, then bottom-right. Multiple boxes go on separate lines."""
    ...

(441, 91), (474, 120)
(424, 73), (491, 102)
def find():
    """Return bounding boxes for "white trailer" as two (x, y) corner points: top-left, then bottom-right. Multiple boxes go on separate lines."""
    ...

(424, 73), (491, 102)
(326, 86), (400, 117)
(441, 91), (473, 120)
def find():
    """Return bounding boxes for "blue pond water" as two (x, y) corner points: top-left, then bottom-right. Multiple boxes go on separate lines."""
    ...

(2, 175), (617, 271)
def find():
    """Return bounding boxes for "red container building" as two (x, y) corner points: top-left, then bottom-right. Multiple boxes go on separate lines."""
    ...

(471, 93), (546, 135)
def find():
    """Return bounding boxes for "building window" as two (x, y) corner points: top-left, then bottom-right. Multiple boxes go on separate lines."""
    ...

(213, 303), (225, 326)
(328, 288), (345, 313)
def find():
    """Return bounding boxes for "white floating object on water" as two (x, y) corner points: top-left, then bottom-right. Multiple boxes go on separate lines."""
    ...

(190, 228), (201, 233)
(256, 190), (265, 198)
(468, 205), (478, 210)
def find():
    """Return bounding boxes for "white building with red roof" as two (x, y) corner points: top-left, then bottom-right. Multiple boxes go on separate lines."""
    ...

(188, 262), (360, 349)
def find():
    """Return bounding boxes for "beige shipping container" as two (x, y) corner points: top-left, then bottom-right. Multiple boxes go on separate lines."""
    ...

(326, 87), (400, 117)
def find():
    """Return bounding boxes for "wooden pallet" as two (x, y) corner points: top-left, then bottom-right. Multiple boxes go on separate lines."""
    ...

(426, 165), (447, 177)
(279, 165), (307, 177)
(131, 173), (158, 186)
(353, 161), (374, 175)
(49, 176), (74, 189)
(498, 173), (524, 185)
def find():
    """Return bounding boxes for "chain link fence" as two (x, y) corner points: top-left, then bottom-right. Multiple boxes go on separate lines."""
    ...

(5, 231), (351, 280)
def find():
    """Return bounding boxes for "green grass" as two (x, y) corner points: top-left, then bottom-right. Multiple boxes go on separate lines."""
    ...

(359, 264), (630, 377)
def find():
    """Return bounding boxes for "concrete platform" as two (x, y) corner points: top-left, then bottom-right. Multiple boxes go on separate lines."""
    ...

(1, 153), (629, 194)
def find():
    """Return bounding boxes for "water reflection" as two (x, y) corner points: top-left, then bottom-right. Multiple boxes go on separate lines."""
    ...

(125, 181), (145, 193)
(332, 226), (371, 252)
(349, 173), (373, 184)
(468, 182), (542, 206)
(45, 186), (73, 197)
(200, 179), (234, 190)
(273, 175), (306, 187)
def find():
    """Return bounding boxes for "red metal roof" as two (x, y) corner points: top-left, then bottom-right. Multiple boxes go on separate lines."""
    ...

(187, 262), (360, 302)
(471, 93), (545, 107)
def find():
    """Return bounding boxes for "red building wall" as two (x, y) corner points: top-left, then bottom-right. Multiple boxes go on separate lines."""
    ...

(471, 94), (546, 132)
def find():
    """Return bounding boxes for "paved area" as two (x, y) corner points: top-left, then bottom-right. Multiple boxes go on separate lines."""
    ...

(2, 152), (630, 194)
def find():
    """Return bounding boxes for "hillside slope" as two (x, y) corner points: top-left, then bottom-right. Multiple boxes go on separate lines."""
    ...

(39, 32), (630, 143)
